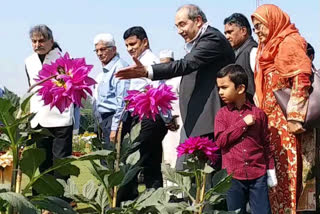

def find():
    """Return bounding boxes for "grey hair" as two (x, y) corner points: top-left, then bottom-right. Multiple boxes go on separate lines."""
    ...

(177, 4), (207, 22)
(29, 24), (54, 41)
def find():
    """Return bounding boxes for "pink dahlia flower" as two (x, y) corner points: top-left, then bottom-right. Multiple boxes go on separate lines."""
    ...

(35, 52), (96, 113)
(177, 136), (219, 164)
(125, 84), (177, 121)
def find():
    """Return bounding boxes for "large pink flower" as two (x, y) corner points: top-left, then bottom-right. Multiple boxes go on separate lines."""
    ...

(177, 136), (219, 164)
(125, 84), (177, 121)
(35, 52), (96, 113)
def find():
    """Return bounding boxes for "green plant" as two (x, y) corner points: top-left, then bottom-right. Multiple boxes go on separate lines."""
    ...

(0, 89), (112, 214)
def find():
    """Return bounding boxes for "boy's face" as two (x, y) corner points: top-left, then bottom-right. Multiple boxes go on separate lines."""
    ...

(217, 75), (244, 104)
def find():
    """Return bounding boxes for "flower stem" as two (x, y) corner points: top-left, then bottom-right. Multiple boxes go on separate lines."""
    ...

(194, 171), (201, 214)
(8, 145), (19, 214)
(27, 75), (57, 93)
(199, 172), (206, 214)
(112, 122), (123, 208)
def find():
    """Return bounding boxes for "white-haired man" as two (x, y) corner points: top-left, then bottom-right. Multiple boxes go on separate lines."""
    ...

(93, 33), (130, 149)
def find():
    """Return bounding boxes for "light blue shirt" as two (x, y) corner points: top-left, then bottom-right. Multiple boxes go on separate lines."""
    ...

(93, 55), (130, 131)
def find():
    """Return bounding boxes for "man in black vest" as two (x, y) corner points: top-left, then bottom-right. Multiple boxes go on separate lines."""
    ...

(224, 13), (257, 99)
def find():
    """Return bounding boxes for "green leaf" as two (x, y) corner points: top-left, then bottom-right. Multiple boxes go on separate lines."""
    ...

(59, 179), (79, 199)
(0, 191), (37, 214)
(95, 186), (108, 211)
(161, 164), (191, 193)
(32, 174), (64, 196)
(119, 166), (141, 187)
(130, 122), (141, 142)
(211, 169), (229, 187)
(20, 148), (46, 179)
(79, 150), (113, 161)
(205, 210), (240, 214)
(166, 186), (184, 195)
(156, 201), (190, 214)
(31, 196), (76, 214)
(0, 137), (10, 151)
(135, 188), (155, 204)
(108, 170), (125, 187)
(56, 163), (80, 177)
(0, 184), (10, 191)
(205, 169), (232, 200)
(125, 150), (140, 166)
(88, 163), (110, 188)
(106, 207), (124, 214)
(207, 194), (225, 205)
(137, 188), (169, 208)
(20, 92), (34, 113)
(204, 163), (215, 174)
(3, 87), (20, 108)
(119, 133), (131, 160)
(0, 98), (16, 126)
(82, 180), (97, 200)
(91, 137), (103, 150)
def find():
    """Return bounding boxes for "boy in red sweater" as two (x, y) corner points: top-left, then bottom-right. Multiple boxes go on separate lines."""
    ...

(214, 64), (277, 214)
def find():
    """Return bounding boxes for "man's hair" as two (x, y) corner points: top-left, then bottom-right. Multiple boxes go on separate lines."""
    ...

(93, 33), (115, 46)
(29, 24), (54, 40)
(29, 24), (61, 51)
(123, 26), (148, 40)
(217, 64), (248, 91)
(224, 13), (252, 36)
(307, 43), (315, 60)
(177, 4), (207, 23)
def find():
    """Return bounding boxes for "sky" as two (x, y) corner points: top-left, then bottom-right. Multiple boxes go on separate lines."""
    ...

(0, 0), (319, 95)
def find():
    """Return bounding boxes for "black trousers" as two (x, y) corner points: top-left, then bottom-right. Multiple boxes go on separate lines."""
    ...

(117, 113), (168, 206)
(99, 112), (115, 151)
(33, 125), (73, 195)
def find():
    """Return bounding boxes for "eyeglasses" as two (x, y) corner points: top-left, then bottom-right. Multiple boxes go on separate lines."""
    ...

(93, 46), (113, 53)
(252, 23), (263, 32)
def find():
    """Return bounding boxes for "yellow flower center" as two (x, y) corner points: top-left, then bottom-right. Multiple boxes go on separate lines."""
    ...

(54, 79), (66, 88)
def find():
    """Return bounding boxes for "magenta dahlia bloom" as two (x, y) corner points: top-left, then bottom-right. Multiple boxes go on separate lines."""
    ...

(125, 84), (177, 121)
(177, 136), (219, 164)
(35, 52), (96, 113)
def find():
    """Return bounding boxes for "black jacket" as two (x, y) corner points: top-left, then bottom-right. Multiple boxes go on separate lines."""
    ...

(152, 26), (235, 139)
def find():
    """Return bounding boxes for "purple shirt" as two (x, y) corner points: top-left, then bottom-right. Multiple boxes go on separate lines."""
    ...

(214, 101), (274, 180)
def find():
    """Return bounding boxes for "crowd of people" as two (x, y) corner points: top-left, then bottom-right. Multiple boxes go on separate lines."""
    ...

(18, 3), (317, 214)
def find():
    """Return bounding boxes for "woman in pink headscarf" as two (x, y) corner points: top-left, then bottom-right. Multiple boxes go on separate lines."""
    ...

(252, 4), (316, 213)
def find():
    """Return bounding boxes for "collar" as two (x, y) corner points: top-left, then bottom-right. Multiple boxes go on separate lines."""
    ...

(234, 36), (254, 56)
(184, 22), (209, 53)
(138, 49), (151, 60)
(103, 54), (120, 72)
(227, 99), (253, 111)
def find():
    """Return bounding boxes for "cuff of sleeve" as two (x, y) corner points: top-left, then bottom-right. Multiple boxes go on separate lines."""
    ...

(287, 115), (305, 123)
(146, 65), (153, 79)
(267, 158), (275, 170)
(238, 119), (248, 131)
(111, 124), (118, 131)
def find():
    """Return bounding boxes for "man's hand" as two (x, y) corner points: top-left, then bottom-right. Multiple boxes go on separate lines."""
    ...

(287, 120), (306, 134)
(110, 130), (117, 143)
(115, 57), (148, 79)
(243, 114), (255, 126)
(166, 115), (180, 131)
